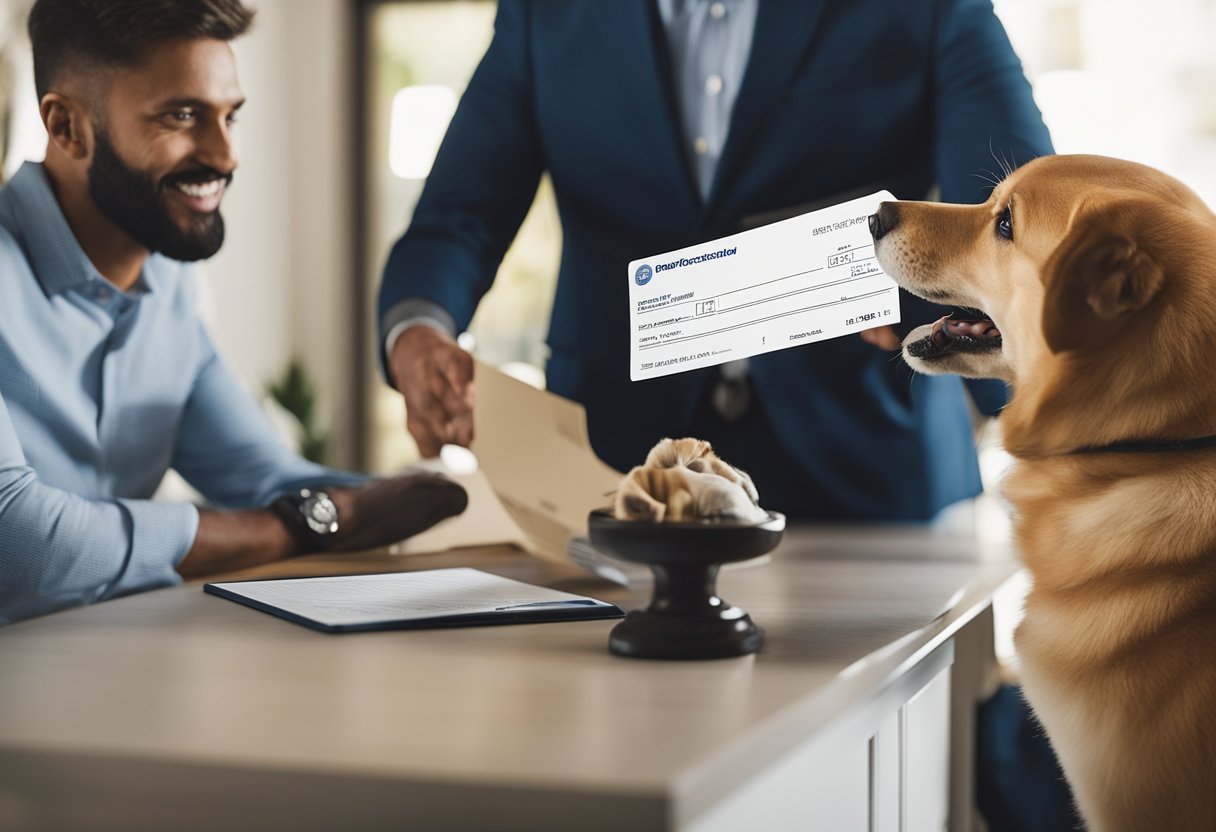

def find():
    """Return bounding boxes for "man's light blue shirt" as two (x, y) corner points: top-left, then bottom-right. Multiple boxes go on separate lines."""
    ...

(0, 162), (360, 625)
(656, 0), (757, 199)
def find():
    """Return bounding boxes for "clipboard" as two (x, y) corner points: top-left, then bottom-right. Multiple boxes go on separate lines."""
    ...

(204, 568), (624, 634)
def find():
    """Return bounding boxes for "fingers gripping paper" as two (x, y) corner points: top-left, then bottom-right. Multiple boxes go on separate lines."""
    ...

(628, 192), (899, 380)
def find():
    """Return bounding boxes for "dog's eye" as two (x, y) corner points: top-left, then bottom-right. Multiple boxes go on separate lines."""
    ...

(996, 207), (1013, 241)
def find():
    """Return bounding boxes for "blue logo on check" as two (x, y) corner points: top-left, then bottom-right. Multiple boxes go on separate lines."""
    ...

(634, 264), (653, 286)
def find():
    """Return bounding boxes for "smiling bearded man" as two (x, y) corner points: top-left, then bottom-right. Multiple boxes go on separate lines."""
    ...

(0, 0), (467, 625)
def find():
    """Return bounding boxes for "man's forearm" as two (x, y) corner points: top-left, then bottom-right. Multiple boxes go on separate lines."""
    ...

(175, 508), (298, 579)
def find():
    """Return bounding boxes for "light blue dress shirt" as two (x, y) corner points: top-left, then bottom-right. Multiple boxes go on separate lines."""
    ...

(0, 162), (361, 625)
(656, 0), (757, 198)
(656, 0), (758, 399)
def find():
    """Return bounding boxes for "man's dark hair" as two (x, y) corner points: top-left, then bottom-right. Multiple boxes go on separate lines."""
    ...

(28, 0), (255, 99)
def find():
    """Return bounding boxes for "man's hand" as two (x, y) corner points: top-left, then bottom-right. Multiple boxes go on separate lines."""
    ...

(177, 473), (468, 580)
(860, 325), (901, 351)
(325, 472), (468, 553)
(389, 326), (475, 458)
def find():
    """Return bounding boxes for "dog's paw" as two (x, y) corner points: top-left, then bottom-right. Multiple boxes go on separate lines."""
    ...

(613, 438), (765, 522)
(643, 437), (715, 469)
(614, 467), (680, 522)
(642, 437), (760, 504)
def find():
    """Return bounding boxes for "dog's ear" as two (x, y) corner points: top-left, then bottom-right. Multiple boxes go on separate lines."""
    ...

(1041, 202), (1165, 353)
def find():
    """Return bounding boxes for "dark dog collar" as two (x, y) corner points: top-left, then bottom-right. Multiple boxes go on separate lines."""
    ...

(1074, 434), (1216, 454)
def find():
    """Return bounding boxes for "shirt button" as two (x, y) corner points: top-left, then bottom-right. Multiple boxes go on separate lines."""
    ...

(705, 74), (724, 95)
(710, 2), (727, 19)
(693, 137), (709, 156)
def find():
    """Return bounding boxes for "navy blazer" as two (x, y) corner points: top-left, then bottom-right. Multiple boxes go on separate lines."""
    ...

(379, 0), (1053, 521)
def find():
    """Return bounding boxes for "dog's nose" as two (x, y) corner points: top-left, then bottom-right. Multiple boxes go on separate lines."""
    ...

(869, 202), (900, 241)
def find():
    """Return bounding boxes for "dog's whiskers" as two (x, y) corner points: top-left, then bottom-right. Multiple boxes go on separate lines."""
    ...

(990, 144), (1016, 181)
(977, 140), (1020, 194)
(972, 168), (1004, 195)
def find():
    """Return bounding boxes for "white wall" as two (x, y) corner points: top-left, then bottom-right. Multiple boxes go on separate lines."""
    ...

(1, 0), (40, 181)
(205, 0), (358, 467)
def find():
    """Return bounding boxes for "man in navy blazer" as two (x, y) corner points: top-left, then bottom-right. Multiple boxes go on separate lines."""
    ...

(378, 0), (1053, 521)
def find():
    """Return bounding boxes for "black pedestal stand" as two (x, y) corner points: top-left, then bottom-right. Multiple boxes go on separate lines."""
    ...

(587, 510), (785, 660)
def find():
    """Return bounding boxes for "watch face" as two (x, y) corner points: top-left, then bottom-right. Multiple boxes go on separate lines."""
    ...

(301, 492), (339, 535)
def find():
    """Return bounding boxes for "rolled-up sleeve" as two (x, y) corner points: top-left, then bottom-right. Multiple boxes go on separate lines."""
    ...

(0, 391), (199, 625)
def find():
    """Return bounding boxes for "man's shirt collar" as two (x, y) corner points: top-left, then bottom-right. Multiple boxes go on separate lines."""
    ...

(2, 161), (155, 297)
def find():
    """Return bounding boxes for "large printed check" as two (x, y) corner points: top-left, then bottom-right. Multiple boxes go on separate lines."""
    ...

(627, 191), (899, 381)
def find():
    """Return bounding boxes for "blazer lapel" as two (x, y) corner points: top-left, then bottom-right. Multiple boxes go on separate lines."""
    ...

(597, 0), (701, 207)
(706, 0), (829, 216)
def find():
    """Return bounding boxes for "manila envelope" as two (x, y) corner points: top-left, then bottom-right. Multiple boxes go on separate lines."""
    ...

(394, 360), (622, 564)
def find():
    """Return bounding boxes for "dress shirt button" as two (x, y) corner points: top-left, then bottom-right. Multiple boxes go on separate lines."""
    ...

(705, 74), (724, 95)
(710, 2), (727, 20)
(693, 136), (709, 156)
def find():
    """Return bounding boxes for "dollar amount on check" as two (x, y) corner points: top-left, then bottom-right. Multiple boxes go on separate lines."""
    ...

(628, 191), (900, 381)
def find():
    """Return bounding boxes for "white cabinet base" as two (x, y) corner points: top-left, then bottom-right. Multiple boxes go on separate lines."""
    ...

(689, 643), (954, 832)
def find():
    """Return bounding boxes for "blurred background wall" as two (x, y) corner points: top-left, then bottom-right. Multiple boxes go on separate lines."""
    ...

(1, 0), (1214, 476)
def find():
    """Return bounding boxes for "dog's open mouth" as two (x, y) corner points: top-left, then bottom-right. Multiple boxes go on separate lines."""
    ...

(906, 308), (1002, 359)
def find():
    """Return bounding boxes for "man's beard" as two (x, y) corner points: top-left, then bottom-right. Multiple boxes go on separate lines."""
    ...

(87, 129), (231, 262)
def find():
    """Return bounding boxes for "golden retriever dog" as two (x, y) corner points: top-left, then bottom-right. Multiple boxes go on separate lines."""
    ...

(613, 437), (766, 523)
(871, 154), (1216, 831)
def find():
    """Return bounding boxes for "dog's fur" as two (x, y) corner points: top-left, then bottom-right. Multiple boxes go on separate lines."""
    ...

(874, 154), (1216, 831)
(613, 438), (766, 523)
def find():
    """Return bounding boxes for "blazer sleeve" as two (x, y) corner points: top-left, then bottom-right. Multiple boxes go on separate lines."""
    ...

(376, 0), (544, 360)
(931, 0), (1054, 203)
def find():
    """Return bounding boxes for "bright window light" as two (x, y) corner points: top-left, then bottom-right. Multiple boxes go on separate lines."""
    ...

(1034, 70), (1174, 165)
(389, 84), (458, 180)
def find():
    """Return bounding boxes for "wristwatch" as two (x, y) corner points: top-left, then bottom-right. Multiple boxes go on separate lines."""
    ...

(273, 487), (340, 550)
